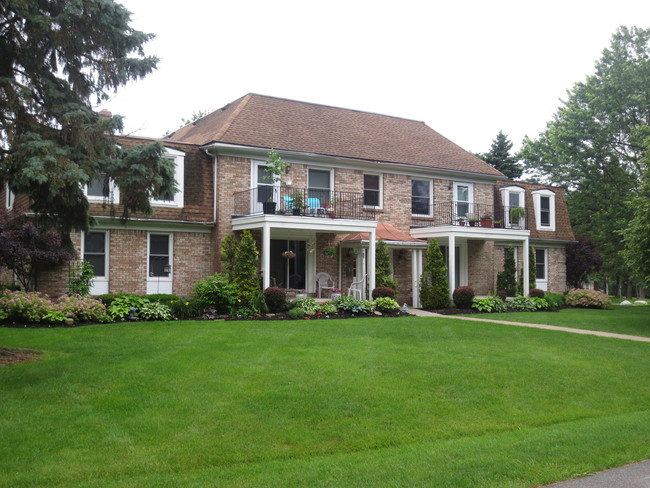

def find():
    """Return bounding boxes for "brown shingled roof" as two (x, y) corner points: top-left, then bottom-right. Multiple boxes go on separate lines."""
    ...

(167, 94), (504, 177)
(342, 222), (426, 243)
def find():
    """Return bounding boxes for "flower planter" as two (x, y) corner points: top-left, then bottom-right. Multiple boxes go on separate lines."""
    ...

(481, 219), (493, 228)
(295, 293), (307, 299)
(262, 201), (276, 214)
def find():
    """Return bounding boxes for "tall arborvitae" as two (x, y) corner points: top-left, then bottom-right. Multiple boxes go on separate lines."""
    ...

(419, 239), (449, 309)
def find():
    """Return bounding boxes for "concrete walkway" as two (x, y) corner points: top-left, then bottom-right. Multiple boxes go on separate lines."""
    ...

(406, 308), (650, 343)
(541, 459), (650, 487)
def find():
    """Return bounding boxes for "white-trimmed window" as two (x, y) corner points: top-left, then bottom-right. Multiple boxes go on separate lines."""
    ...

(152, 147), (185, 208)
(5, 183), (15, 210)
(454, 182), (474, 219)
(84, 173), (120, 203)
(535, 248), (548, 291)
(308, 168), (333, 205)
(363, 173), (382, 208)
(532, 189), (556, 231)
(501, 185), (525, 228)
(147, 233), (173, 294)
(82, 231), (109, 295)
(411, 179), (432, 216)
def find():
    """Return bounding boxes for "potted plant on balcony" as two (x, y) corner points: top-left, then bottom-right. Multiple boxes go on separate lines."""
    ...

(290, 190), (307, 215)
(468, 217), (478, 227)
(262, 150), (288, 214)
(509, 206), (526, 226)
(480, 212), (493, 228)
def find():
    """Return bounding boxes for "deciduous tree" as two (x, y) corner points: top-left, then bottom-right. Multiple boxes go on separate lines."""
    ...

(519, 26), (650, 293)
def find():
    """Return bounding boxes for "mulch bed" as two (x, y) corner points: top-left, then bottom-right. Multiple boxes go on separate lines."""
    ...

(0, 347), (43, 366)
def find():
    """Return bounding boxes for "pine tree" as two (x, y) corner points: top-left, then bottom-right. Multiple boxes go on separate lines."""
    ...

(419, 239), (449, 309)
(476, 131), (523, 179)
(375, 239), (397, 291)
(0, 0), (174, 234)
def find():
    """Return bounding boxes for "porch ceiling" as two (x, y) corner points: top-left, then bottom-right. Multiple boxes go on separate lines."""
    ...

(231, 214), (377, 235)
(410, 225), (530, 243)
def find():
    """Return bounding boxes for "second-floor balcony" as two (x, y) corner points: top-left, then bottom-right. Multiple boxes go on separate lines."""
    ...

(412, 202), (529, 230)
(233, 186), (376, 221)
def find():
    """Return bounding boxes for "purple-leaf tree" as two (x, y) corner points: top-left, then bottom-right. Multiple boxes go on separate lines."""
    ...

(566, 235), (603, 288)
(0, 211), (76, 291)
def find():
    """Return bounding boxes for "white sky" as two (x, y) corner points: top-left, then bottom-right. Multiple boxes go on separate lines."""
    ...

(102, 0), (650, 154)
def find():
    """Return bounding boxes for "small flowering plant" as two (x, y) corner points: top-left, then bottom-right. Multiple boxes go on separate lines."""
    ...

(480, 212), (493, 221)
(282, 250), (296, 259)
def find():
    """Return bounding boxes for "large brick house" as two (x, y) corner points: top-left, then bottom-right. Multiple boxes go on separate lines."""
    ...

(1, 94), (574, 305)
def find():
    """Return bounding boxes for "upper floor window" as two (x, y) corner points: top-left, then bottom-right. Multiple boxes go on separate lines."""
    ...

(501, 185), (525, 228)
(532, 189), (556, 231)
(363, 174), (382, 208)
(5, 183), (15, 210)
(84, 173), (120, 203)
(308, 168), (332, 205)
(411, 179), (431, 216)
(152, 147), (185, 208)
(454, 182), (473, 218)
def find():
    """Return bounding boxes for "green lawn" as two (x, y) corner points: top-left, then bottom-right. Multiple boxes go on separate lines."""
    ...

(1, 318), (649, 487)
(464, 305), (650, 337)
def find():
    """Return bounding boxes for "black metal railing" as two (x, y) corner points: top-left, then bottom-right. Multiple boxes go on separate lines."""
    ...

(233, 186), (376, 221)
(412, 202), (528, 230)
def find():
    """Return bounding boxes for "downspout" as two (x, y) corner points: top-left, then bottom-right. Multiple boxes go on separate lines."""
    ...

(203, 148), (218, 223)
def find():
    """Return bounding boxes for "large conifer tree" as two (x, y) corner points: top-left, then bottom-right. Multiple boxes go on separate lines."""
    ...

(0, 0), (176, 235)
(476, 131), (522, 179)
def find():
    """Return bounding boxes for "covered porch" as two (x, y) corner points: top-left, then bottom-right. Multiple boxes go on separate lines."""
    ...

(410, 225), (531, 304)
(232, 213), (378, 298)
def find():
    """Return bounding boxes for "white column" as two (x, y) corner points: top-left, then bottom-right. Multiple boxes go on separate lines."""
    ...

(411, 248), (420, 308)
(368, 230), (376, 299)
(262, 223), (271, 290)
(523, 237), (530, 296)
(448, 234), (456, 300)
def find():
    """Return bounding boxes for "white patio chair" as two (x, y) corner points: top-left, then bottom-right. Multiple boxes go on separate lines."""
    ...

(347, 274), (366, 300)
(315, 272), (336, 298)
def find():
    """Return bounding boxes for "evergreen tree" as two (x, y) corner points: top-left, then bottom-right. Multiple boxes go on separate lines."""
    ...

(232, 230), (261, 310)
(0, 0), (175, 234)
(419, 239), (449, 309)
(496, 245), (517, 296)
(375, 239), (397, 291)
(220, 234), (238, 277)
(529, 245), (537, 291)
(476, 131), (522, 179)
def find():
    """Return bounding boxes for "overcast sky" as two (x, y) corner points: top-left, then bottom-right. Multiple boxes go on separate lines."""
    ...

(102, 0), (650, 154)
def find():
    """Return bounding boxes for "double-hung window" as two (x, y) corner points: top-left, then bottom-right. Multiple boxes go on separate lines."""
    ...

(82, 231), (109, 295)
(152, 147), (185, 208)
(85, 173), (120, 203)
(501, 186), (525, 228)
(532, 189), (556, 231)
(308, 168), (332, 207)
(363, 174), (382, 208)
(535, 248), (548, 290)
(411, 179), (431, 216)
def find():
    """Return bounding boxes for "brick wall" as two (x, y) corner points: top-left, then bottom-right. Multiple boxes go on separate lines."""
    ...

(547, 247), (567, 293)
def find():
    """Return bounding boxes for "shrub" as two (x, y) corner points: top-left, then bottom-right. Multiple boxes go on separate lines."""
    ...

(544, 292), (566, 309)
(472, 295), (507, 313)
(375, 239), (397, 291)
(107, 295), (151, 320)
(372, 287), (395, 299)
(317, 302), (337, 315)
(529, 288), (545, 298)
(374, 297), (400, 314)
(566, 289), (612, 309)
(419, 239), (449, 309)
(232, 230), (261, 310)
(497, 245), (517, 297)
(510, 295), (548, 312)
(192, 273), (237, 313)
(264, 287), (287, 313)
(68, 260), (95, 296)
(138, 301), (174, 321)
(290, 297), (319, 316)
(333, 295), (373, 315)
(287, 307), (306, 320)
(452, 286), (475, 309)
(96, 294), (133, 307)
(56, 294), (107, 322)
(0, 291), (52, 322)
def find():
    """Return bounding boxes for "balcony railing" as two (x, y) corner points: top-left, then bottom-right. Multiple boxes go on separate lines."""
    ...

(412, 202), (528, 230)
(233, 186), (376, 221)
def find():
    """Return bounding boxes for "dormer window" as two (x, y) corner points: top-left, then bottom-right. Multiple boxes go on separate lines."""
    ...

(84, 173), (120, 203)
(500, 185), (525, 228)
(152, 147), (185, 208)
(532, 189), (556, 231)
